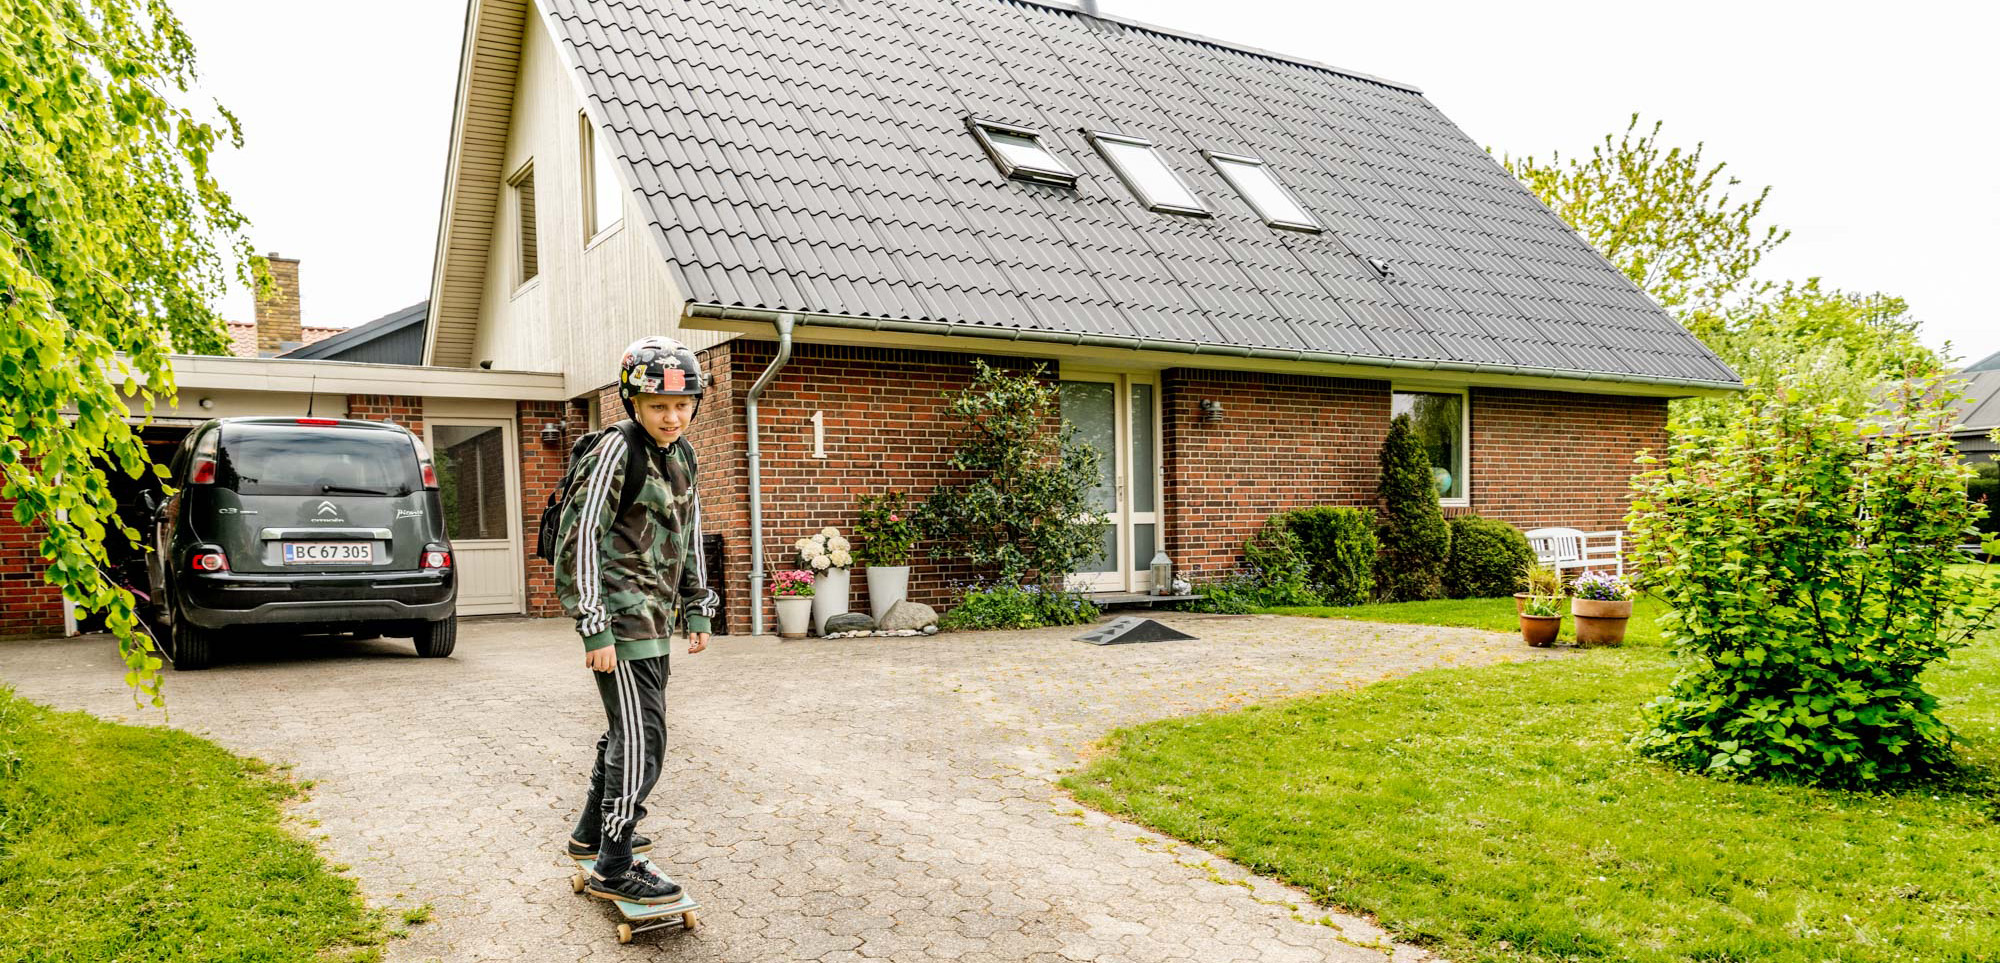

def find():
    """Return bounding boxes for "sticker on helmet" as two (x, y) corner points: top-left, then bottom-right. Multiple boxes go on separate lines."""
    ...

(661, 368), (686, 391)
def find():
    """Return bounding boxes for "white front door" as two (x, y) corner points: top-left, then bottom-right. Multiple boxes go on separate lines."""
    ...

(1060, 371), (1162, 594)
(426, 419), (524, 615)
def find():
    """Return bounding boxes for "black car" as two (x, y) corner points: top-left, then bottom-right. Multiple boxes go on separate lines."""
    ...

(145, 417), (458, 669)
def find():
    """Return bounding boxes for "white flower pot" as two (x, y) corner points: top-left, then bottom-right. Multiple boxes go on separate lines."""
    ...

(774, 597), (813, 639)
(811, 568), (850, 635)
(866, 565), (911, 621)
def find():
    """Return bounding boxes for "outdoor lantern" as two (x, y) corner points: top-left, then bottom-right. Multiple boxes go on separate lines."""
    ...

(541, 422), (565, 446)
(1200, 399), (1223, 423)
(1150, 550), (1173, 595)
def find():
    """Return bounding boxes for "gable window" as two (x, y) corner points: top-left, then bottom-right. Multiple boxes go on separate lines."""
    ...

(580, 113), (623, 242)
(968, 118), (1077, 187)
(1088, 132), (1207, 216)
(508, 161), (539, 287)
(1391, 388), (1468, 504)
(1205, 152), (1320, 232)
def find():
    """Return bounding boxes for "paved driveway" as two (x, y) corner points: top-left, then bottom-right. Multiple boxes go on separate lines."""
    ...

(1, 613), (1554, 962)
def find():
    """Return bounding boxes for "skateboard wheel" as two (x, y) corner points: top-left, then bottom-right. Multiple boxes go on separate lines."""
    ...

(617, 923), (633, 944)
(570, 873), (586, 894)
(683, 911), (698, 929)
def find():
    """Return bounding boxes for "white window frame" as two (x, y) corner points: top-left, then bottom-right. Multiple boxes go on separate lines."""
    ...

(967, 117), (1077, 187)
(1390, 384), (1471, 507)
(579, 113), (624, 246)
(1203, 150), (1321, 233)
(507, 160), (540, 292)
(1086, 131), (1209, 216)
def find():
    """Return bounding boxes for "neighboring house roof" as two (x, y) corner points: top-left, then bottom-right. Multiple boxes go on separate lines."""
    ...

(279, 301), (428, 365)
(537, 0), (1740, 389)
(1963, 348), (2000, 373)
(224, 321), (342, 358)
(1950, 369), (2000, 433)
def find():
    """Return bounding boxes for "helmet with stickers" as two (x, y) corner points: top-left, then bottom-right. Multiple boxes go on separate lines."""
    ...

(616, 336), (703, 420)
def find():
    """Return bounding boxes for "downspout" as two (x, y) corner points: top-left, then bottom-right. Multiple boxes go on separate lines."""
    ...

(745, 313), (797, 636)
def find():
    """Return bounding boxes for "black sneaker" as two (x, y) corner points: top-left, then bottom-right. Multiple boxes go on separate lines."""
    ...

(566, 834), (653, 860)
(586, 861), (683, 905)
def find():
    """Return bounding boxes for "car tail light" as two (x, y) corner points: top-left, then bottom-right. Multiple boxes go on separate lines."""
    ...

(190, 549), (228, 572)
(412, 437), (440, 489)
(422, 548), (451, 570)
(296, 418), (341, 426)
(188, 430), (219, 485)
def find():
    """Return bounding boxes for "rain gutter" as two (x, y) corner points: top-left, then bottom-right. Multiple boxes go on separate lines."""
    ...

(685, 303), (1745, 395)
(744, 313), (797, 637)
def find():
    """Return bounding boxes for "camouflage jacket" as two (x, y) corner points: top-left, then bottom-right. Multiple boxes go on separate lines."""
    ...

(554, 424), (719, 663)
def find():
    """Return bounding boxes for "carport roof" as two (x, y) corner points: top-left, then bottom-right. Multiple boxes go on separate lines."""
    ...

(544, 0), (1741, 391)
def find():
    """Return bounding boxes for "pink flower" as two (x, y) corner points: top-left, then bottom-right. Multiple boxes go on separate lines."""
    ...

(889, 514), (901, 522)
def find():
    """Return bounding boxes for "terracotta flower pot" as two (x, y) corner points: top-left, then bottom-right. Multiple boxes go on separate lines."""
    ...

(1571, 597), (1633, 646)
(1519, 613), (1561, 647)
(1513, 592), (1530, 615)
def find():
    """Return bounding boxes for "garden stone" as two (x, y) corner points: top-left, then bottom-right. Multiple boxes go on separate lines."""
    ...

(824, 612), (876, 635)
(922, 624), (939, 635)
(880, 600), (938, 631)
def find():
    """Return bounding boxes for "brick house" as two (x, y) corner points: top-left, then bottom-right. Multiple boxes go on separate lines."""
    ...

(2, 0), (1742, 640)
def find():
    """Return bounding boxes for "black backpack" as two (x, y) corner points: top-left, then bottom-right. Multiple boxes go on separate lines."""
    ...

(534, 420), (697, 564)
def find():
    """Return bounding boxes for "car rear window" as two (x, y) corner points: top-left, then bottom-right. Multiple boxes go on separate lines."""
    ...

(215, 424), (422, 496)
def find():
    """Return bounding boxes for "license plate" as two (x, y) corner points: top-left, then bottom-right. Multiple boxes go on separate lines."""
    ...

(283, 542), (373, 564)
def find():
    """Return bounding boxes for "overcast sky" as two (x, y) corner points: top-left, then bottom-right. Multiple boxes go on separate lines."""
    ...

(179, 0), (1997, 364)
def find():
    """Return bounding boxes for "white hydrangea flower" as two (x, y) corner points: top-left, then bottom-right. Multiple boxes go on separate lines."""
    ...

(794, 537), (812, 551)
(810, 555), (832, 570)
(828, 536), (851, 552)
(820, 526), (840, 537)
(830, 549), (852, 567)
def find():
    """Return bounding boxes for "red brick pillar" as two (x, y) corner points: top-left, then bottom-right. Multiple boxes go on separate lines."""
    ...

(345, 395), (424, 436)
(0, 500), (65, 639)
(518, 399), (572, 617)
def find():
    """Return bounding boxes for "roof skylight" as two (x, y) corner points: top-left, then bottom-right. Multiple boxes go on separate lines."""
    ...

(969, 118), (1077, 187)
(1088, 132), (1207, 216)
(1205, 152), (1320, 232)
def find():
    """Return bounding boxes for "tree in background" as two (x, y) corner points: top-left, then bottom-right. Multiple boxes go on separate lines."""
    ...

(3, 0), (260, 704)
(1503, 116), (1943, 423)
(921, 360), (1107, 586)
(1374, 415), (1450, 602)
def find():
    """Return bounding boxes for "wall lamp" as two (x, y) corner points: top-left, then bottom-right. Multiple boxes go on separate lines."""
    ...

(1200, 399), (1224, 423)
(540, 422), (565, 446)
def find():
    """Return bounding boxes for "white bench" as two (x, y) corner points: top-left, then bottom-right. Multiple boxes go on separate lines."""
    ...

(1524, 527), (1624, 578)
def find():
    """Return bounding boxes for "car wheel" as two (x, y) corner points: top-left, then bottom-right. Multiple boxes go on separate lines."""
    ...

(169, 604), (216, 671)
(414, 614), (457, 658)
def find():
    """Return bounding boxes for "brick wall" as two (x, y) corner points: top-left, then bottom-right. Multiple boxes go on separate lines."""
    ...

(346, 395), (424, 435)
(519, 399), (573, 616)
(1161, 370), (1669, 581)
(0, 484), (63, 638)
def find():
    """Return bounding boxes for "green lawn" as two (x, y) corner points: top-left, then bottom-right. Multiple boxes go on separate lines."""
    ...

(1264, 594), (1672, 646)
(1069, 578), (2000, 962)
(0, 687), (387, 962)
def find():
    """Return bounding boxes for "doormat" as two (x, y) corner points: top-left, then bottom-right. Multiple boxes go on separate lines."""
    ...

(1075, 617), (1197, 645)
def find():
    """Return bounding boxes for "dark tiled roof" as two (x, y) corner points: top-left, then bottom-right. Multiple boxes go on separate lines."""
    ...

(280, 301), (428, 363)
(1964, 349), (2000, 374)
(1951, 370), (2000, 432)
(547, 0), (1740, 387)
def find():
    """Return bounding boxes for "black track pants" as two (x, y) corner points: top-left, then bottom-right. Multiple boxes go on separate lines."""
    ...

(573, 654), (667, 878)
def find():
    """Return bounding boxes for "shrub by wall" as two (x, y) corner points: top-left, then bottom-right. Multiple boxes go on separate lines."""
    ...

(1442, 515), (1534, 599)
(1375, 414), (1451, 601)
(1281, 506), (1377, 606)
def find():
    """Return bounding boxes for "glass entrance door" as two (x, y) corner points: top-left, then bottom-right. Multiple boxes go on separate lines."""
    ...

(426, 419), (523, 615)
(1060, 371), (1161, 594)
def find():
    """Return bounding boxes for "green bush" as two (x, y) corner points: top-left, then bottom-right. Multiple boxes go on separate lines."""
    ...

(1279, 506), (1377, 606)
(1628, 379), (1999, 787)
(1972, 461), (1998, 539)
(939, 582), (1101, 631)
(1442, 515), (1534, 599)
(1242, 516), (1321, 607)
(1375, 414), (1451, 601)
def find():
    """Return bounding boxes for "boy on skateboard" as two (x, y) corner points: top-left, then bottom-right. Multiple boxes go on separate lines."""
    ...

(555, 336), (720, 904)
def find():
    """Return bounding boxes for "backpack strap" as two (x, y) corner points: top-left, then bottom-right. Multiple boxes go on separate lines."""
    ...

(612, 419), (651, 519)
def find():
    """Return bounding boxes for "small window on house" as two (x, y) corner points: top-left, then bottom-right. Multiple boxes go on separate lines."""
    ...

(509, 162), (539, 286)
(1205, 152), (1320, 232)
(581, 114), (623, 241)
(968, 118), (1077, 186)
(1392, 389), (1468, 503)
(1088, 132), (1207, 215)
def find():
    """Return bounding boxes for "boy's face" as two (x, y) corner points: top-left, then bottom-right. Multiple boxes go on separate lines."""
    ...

(632, 393), (697, 446)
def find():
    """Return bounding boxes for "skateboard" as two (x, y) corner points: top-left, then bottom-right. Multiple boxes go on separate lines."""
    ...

(569, 853), (700, 943)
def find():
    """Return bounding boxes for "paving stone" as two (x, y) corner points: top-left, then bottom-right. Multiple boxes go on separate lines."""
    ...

(0, 613), (1557, 960)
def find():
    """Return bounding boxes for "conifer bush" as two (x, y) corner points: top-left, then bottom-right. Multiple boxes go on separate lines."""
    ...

(1442, 515), (1534, 599)
(1628, 380), (2000, 787)
(1374, 414), (1451, 601)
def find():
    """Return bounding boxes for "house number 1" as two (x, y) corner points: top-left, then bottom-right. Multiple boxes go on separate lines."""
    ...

(811, 410), (826, 459)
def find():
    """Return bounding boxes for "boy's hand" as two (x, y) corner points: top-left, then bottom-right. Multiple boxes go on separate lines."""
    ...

(585, 647), (617, 673)
(687, 632), (709, 654)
